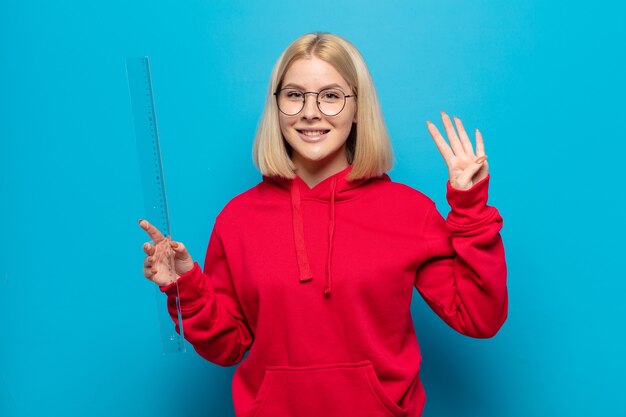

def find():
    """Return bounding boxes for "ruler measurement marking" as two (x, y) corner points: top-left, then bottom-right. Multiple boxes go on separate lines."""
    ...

(126, 56), (185, 353)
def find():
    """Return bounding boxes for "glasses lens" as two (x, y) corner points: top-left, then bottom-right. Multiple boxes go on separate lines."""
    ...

(318, 89), (346, 116)
(277, 88), (304, 115)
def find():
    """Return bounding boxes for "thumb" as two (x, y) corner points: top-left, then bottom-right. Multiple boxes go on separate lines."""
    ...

(454, 156), (488, 190)
(169, 240), (192, 261)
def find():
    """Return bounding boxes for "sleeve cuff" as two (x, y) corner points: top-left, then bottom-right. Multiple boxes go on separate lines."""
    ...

(446, 174), (496, 227)
(159, 262), (209, 303)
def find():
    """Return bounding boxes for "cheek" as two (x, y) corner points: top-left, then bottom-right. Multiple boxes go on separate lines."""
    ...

(278, 116), (286, 132)
(341, 106), (357, 127)
(334, 113), (356, 133)
(278, 115), (295, 135)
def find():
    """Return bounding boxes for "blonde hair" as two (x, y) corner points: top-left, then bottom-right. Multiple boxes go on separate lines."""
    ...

(252, 32), (393, 181)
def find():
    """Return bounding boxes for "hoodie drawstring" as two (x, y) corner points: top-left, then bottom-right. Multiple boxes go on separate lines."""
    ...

(324, 176), (337, 295)
(290, 179), (313, 283)
(290, 175), (338, 296)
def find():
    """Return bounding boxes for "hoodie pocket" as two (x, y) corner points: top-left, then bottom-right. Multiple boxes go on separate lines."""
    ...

(248, 361), (408, 417)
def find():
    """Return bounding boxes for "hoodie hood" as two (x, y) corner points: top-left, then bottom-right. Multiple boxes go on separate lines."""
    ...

(262, 165), (390, 296)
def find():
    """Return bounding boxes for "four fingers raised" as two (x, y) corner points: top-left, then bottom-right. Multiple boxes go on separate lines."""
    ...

(426, 112), (486, 163)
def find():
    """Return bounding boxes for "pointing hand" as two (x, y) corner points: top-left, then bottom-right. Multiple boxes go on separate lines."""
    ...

(139, 219), (194, 286)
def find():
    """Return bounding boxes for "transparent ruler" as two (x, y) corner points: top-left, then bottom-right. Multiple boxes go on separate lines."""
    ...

(125, 56), (186, 354)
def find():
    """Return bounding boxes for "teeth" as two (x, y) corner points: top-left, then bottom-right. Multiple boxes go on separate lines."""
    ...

(300, 130), (328, 136)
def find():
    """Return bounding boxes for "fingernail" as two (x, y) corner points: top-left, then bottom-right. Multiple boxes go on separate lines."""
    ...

(426, 121), (432, 127)
(475, 155), (487, 164)
(170, 242), (179, 248)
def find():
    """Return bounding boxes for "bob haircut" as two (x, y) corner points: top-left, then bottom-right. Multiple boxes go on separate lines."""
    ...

(252, 32), (394, 181)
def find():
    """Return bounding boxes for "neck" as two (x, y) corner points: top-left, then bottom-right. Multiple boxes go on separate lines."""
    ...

(292, 154), (349, 189)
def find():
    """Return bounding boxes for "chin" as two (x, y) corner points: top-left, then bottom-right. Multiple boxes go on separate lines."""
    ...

(291, 144), (326, 161)
(303, 151), (328, 161)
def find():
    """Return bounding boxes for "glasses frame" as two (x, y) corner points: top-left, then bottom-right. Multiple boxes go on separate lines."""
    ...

(273, 87), (357, 117)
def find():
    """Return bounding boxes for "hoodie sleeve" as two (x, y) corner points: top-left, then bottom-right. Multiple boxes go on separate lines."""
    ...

(414, 174), (508, 338)
(159, 223), (254, 366)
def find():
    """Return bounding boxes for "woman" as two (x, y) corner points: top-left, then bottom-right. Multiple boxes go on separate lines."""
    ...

(139, 32), (507, 417)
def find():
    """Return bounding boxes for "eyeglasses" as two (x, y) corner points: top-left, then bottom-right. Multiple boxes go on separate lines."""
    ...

(274, 88), (357, 117)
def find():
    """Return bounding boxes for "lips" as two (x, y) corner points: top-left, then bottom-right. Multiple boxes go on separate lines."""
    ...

(296, 129), (330, 143)
(297, 129), (330, 137)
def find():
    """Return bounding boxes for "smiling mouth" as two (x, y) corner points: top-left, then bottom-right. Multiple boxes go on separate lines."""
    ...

(297, 129), (330, 137)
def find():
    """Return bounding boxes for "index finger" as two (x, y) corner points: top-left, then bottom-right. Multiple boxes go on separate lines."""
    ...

(138, 219), (166, 243)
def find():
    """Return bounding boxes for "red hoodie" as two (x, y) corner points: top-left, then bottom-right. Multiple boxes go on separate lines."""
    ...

(160, 164), (507, 417)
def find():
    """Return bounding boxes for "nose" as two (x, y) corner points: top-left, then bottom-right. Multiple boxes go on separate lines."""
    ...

(301, 92), (321, 119)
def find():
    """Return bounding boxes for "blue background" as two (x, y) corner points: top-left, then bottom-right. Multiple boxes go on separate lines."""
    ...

(1, 1), (625, 416)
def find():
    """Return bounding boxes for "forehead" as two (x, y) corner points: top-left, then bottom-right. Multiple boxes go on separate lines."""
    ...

(282, 57), (350, 90)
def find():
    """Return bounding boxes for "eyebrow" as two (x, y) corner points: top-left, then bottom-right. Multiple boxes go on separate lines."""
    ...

(281, 83), (347, 91)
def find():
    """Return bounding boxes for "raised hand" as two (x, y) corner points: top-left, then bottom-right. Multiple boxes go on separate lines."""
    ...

(139, 219), (195, 286)
(426, 111), (489, 190)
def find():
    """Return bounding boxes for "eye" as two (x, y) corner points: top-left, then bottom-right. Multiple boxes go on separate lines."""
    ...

(284, 89), (304, 99)
(320, 90), (343, 101)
